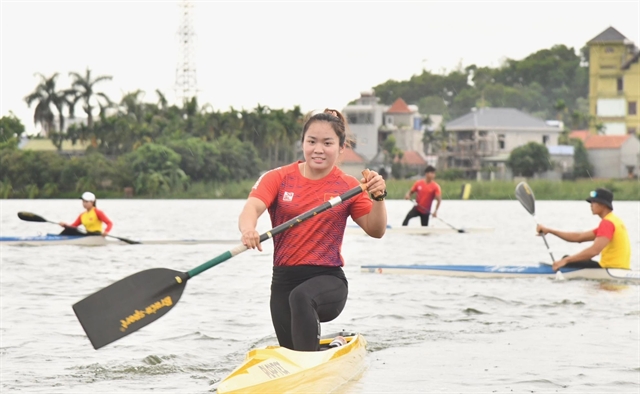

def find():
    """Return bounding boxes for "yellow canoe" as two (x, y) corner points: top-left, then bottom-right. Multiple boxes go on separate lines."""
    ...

(217, 333), (367, 394)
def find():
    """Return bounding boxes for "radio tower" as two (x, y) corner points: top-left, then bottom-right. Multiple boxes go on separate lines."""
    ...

(175, 0), (197, 104)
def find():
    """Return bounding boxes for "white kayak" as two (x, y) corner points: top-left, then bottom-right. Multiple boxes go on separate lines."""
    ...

(360, 264), (640, 284)
(346, 225), (494, 235)
(0, 234), (238, 246)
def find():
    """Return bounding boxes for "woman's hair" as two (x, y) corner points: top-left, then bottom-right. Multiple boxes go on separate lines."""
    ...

(301, 108), (353, 148)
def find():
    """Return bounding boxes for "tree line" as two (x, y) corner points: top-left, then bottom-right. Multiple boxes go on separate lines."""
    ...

(1, 44), (604, 198)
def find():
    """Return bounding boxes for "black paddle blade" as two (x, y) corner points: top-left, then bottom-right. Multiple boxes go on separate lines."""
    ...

(108, 235), (142, 245)
(72, 268), (188, 349)
(515, 182), (536, 216)
(17, 212), (47, 223)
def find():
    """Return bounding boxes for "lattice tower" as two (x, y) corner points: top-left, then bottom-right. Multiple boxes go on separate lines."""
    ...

(175, 0), (197, 103)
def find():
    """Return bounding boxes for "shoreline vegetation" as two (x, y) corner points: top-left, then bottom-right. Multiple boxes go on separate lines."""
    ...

(4, 179), (637, 201)
(3, 46), (637, 202)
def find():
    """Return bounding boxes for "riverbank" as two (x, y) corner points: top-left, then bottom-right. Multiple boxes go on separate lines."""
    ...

(9, 179), (638, 200)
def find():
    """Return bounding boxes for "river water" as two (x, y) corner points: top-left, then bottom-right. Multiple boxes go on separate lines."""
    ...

(1, 199), (638, 393)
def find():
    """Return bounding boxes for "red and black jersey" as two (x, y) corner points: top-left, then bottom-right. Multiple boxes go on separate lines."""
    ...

(249, 162), (372, 267)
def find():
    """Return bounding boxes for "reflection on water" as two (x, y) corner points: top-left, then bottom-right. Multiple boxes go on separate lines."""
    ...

(1, 199), (638, 393)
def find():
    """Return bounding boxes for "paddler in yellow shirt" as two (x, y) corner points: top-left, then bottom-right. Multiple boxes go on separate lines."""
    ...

(59, 191), (113, 236)
(536, 188), (631, 271)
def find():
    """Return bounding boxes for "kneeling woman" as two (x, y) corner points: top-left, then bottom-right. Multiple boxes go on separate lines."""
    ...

(238, 109), (387, 351)
(59, 191), (113, 236)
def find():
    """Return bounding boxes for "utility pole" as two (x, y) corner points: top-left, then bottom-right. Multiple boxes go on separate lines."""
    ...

(175, 0), (197, 104)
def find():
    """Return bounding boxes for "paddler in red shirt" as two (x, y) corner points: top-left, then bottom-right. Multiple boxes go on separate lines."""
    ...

(59, 191), (113, 236)
(238, 109), (387, 351)
(402, 165), (442, 226)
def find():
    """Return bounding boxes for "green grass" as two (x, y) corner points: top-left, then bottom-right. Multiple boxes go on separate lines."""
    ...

(6, 179), (639, 200)
(385, 179), (639, 200)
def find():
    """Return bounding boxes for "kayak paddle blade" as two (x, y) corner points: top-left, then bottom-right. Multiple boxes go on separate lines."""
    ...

(107, 234), (141, 245)
(17, 212), (48, 223)
(515, 182), (536, 216)
(72, 268), (188, 350)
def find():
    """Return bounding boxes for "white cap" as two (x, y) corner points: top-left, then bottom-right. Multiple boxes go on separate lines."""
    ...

(80, 191), (96, 202)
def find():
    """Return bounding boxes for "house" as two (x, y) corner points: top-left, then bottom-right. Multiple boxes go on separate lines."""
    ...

(569, 131), (640, 178)
(337, 147), (367, 179)
(587, 26), (640, 136)
(342, 90), (388, 161)
(394, 150), (428, 178)
(444, 107), (562, 176)
(379, 98), (425, 153)
(543, 145), (575, 180)
(478, 145), (574, 181)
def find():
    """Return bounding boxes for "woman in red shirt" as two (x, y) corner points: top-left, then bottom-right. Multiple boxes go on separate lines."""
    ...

(238, 109), (387, 351)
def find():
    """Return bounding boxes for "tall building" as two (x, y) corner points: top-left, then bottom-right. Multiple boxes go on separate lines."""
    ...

(587, 26), (639, 136)
(342, 90), (388, 160)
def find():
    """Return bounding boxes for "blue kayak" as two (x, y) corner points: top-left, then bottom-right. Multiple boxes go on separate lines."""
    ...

(360, 264), (640, 283)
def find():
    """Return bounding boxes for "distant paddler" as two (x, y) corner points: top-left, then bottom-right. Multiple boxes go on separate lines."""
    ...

(536, 188), (630, 271)
(403, 165), (442, 226)
(59, 191), (113, 237)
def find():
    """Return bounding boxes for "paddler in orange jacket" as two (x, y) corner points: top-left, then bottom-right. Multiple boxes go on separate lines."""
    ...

(59, 192), (113, 236)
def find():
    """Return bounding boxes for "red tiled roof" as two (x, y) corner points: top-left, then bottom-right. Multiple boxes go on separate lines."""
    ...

(339, 147), (366, 163)
(568, 130), (590, 141)
(584, 135), (631, 149)
(394, 150), (427, 165)
(386, 98), (412, 114)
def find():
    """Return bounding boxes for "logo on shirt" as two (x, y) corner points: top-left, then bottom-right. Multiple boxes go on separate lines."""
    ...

(324, 193), (338, 202)
(283, 191), (294, 202)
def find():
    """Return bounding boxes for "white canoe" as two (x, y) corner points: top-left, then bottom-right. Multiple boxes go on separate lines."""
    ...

(360, 264), (640, 284)
(346, 225), (494, 235)
(0, 234), (238, 246)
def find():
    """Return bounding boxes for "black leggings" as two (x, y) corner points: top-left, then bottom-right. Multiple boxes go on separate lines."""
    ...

(402, 206), (430, 226)
(565, 260), (602, 269)
(59, 227), (100, 236)
(270, 266), (348, 351)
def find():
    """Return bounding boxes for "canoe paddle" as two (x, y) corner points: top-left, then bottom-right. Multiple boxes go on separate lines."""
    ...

(72, 172), (373, 350)
(410, 199), (464, 233)
(514, 182), (555, 264)
(436, 217), (465, 233)
(17, 211), (141, 245)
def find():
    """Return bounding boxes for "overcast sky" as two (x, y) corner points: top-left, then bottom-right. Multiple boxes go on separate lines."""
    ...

(1, 1), (639, 134)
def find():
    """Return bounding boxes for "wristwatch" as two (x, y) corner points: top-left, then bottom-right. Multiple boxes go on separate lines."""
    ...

(371, 190), (387, 201)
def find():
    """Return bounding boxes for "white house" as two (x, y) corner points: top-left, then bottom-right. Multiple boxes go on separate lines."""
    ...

(342, 90), (388, 161)
(380, 98), (425, 153)
(570, 131), (640, 178)
(445, 107), (562, 174)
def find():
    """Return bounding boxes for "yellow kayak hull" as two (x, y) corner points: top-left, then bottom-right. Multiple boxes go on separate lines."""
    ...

(217, 333), (367, 394)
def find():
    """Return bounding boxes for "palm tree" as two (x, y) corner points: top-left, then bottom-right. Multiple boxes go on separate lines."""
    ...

(24, 73), (70, 142)
(553, 99), (567, 122)
(68, 68), (112, 128)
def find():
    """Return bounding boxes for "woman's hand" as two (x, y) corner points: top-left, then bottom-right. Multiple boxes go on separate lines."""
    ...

(241, 229), (262, 252)
(362, 170), (386, 198)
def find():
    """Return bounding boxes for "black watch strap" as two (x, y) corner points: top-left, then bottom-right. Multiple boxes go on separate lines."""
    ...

(371, 190), (387, 201)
